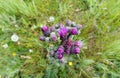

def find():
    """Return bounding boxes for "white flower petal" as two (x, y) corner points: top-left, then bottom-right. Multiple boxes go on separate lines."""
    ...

(11, 34), (19, 42)
(48, 16), (55, 22)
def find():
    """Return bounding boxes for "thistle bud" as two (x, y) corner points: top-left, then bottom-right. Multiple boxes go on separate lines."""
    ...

(43, 29), (51, 36)
(65, 48), (71, 54)
(57, 46), (64, 53)
(41, 26), (48, 32)
(58, 54), (63, 59)
(71, 28), (78, 35)
(50, 26), (55, 32)
(50, 32), (57, 41)
(58, 27), (68, 40)
(51, 35), (57, 41)
(49, 50), (54, 56)
(74, 47), (80, 54)
(74, 40), (82, 48)
(40, 36), (45, 41)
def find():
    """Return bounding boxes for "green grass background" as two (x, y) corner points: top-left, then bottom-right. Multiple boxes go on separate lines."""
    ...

(0, 0), (120, 78)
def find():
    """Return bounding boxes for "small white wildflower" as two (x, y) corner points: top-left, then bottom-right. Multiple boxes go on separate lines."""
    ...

(48, 16), (55, 22)
(29, 49), (33, 53)
(11, 33), (19, 42)
(3, 44), (8, 48)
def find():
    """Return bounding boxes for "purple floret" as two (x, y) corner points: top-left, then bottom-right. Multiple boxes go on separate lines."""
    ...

(65, 39), (73, 46)
(43, 29), (51, 36)
(57, 46), (64, 53)
(40, 36), (45, 41)
(41, 26), (48, 32)
(74, 40), (82, 48)
(51, 34), (57, 41)
(74, 47), (80, 54)
(58, 27), (68, 38)
(71, 28), (78, 35)
(65, 47), (71, 54)
(58, 54), (63, 59)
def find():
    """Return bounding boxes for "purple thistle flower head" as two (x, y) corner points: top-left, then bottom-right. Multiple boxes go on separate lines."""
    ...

(43, 29), (51, 36)
(74, 40), (82, 48)
(40, 36), (45, 41)
(58, 54), (63, 59)
(41, 26), (48, 32)
(50, 32), (57, 41)
(58, 27), (68, 38)
(71, 28), (78, 35)
(57, 46), (64, 53)
(74, 47), (80, 54)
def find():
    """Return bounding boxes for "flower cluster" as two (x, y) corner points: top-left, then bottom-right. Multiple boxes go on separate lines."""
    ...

(40, 20), (82, 60)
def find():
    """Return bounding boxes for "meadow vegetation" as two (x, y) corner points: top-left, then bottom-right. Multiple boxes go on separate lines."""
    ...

(0, 0), (120, 78)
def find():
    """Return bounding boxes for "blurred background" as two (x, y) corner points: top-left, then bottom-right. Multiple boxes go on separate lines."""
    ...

(0, 0), (120, 78)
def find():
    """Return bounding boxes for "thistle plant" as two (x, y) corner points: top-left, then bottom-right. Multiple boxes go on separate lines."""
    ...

(40, 20), (83, 62)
